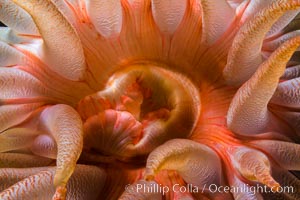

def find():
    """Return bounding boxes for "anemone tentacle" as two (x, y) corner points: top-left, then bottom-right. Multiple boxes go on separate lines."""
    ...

(227, 35), (300, 135)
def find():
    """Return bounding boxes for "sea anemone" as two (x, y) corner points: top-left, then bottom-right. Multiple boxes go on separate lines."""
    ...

(0, 0), (300, 199)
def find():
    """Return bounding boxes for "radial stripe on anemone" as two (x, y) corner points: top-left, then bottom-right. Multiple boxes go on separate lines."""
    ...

(0, 0), (300, 199)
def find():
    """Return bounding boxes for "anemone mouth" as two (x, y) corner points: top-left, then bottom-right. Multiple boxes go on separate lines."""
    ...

(78, 63), (201, 161)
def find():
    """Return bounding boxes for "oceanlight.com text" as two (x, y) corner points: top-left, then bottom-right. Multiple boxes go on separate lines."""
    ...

(125, 183), (295, 196)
